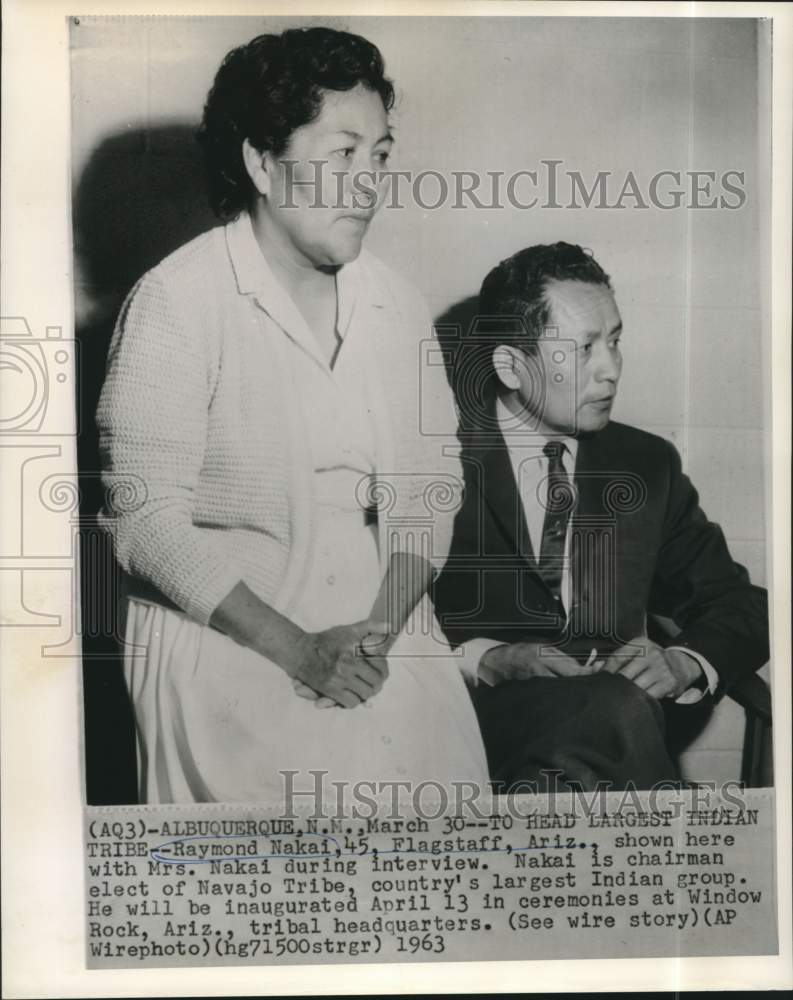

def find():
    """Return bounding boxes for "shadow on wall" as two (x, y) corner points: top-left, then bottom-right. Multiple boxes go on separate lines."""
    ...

(75, 125), (217, 804)
(433, 295), (481, 432)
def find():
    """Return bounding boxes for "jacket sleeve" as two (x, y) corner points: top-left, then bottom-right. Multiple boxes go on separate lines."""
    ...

(647, 439), (769, 693)
(96, 268), (242, 625)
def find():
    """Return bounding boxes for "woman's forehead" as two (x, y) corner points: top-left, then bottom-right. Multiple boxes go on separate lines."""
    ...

(300, 84), (389, 140)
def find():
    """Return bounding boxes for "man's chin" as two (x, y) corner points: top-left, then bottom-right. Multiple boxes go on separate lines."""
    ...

(575, 414), (612, 437)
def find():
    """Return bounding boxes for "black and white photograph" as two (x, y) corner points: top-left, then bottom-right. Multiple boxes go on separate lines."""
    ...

(2, 2), (791, 996)
(73, 14), (772, 804)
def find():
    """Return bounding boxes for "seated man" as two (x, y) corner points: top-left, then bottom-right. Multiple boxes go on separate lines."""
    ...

(432, 242), (769, 792)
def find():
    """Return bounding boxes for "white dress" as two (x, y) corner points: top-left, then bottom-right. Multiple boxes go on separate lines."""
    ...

(124, 312), (488, 805)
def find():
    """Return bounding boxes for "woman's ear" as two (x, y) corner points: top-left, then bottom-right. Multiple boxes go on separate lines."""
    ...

(492, 345), (522, 391)
(242, 138), (272, 198)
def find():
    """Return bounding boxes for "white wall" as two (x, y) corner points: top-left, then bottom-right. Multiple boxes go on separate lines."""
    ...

(70, 14), (769, 781)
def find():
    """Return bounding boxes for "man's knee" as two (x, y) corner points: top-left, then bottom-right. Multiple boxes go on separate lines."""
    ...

(587, 672), (665, 728)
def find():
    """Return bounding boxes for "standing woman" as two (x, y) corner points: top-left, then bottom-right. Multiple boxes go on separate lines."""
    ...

(96, 27), (488, 804)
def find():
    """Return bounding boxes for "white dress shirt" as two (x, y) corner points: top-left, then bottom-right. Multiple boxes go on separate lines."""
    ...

(456, 399), (717, 703)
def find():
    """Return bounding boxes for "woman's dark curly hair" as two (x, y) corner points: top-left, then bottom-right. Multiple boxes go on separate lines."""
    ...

(197, 27), (395, 220)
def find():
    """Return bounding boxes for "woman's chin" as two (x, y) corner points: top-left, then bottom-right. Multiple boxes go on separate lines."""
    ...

(330, 241), (365, 266)
(316, 229), (369, 266)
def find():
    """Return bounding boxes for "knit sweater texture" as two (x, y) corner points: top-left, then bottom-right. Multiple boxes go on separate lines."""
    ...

(96, 213), (462, 625)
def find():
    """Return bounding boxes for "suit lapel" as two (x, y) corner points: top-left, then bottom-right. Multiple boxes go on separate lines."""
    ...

(465, 403), (636, 627)
(479, 436), (536, 564)
(478, 420), (612, 570)
(464, 396), (537, 564)
(569, 428), (637, 647)
(572, 432), (608, 517)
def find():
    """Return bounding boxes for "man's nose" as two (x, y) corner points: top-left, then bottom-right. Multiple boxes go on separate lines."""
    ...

(594, 345), (621, 383)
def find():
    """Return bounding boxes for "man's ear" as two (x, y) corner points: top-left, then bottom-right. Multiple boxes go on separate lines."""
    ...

(242, 138), (272, 198)
(492, 345), (522, 391)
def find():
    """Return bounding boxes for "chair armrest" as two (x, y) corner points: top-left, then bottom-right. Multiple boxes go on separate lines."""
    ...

(649, 614), (773, 724)
(729, 671), (772, 725)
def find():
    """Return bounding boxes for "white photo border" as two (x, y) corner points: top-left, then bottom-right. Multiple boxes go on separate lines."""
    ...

(1, 1), (791, 996)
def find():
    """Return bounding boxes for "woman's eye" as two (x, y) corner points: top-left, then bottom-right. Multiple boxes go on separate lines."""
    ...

(333, 147), (355, 160)
(374, 150), (390, 165)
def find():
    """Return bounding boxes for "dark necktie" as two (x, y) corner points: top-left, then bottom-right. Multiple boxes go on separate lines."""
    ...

(538, 441), (576, 605)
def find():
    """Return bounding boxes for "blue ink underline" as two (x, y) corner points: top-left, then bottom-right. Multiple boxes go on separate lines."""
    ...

(150, 831), (590, 865)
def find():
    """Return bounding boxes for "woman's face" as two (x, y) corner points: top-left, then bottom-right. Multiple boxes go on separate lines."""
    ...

(258, 83), (392, 268)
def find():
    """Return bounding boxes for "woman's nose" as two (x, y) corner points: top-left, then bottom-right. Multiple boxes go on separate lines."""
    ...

(348, 165), (382, 209)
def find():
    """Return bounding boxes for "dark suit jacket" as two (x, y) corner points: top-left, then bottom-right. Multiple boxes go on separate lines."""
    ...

(432, 415), (769, 695)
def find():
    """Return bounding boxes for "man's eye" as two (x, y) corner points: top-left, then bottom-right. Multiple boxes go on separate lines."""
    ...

(374, 150), (390, 165)
(578, 343), (592, 355)
(609, 338), (622, 349)
(334, 147), (355, 160)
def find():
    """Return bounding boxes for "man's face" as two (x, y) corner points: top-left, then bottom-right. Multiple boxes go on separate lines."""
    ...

(263, 83), (392, 267)
(514, 279), (623, 436)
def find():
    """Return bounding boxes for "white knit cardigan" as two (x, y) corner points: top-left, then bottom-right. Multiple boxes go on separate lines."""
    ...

(96, 213), (463, 626)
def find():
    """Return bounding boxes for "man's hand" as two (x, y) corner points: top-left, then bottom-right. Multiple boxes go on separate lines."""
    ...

(601, 639), (702, 699)
(480, 642), (598, 683)
(293, 620), (390, 708)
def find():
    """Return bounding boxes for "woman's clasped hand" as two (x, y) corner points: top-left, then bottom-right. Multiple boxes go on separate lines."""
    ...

(291, 620), (391, 708)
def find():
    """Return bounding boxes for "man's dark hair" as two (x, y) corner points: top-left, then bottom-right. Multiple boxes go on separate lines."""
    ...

(452, 243), (612, 423)
(477, 242), (612, 354)
(197, 27), (395, 220)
